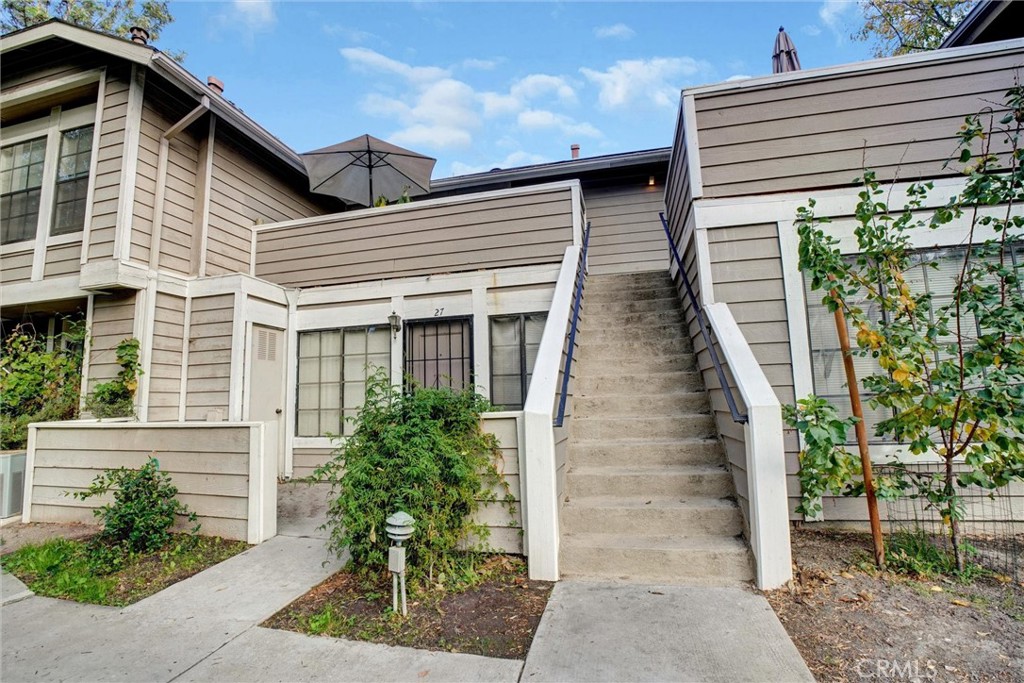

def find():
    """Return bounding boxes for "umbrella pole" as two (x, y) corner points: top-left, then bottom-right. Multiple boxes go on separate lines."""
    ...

(368, 162), (373, 207)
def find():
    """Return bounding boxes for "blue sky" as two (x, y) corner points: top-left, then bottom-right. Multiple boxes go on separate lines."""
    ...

(161, 1), (873, 178)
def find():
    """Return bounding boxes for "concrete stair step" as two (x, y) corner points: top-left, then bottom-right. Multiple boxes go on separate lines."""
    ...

(584, 286), (678, 304)
(569, 438), (724, 467)
(573, 415), (717, 441)
(561, 496), (744, 536)
(583, 338), (694, 359)
(576, 370), (705, 394)
(565, 464), (732, 498)
(574, 392), (709, 417)
(586, 272), (674, 289)
(579, 354), (697, 374)
(585, 297), (682, 315)
(559, 533), (755, 584)
(581, 322), (687, 344)
(585, 309), (683, 327)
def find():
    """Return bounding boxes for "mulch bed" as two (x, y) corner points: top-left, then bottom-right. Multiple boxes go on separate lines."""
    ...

(263, 555), (552, 659)
(765, 528), (1024, 683)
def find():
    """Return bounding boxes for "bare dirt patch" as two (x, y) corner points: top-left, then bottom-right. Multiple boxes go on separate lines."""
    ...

(263, 555), (552, 659)
(765, 528), (1024, 683)
(1, 521), (99, 555)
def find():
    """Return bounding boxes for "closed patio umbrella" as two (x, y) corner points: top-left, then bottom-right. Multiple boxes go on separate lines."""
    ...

(772, 26), (801, 74)
(301, 134), (436, 207)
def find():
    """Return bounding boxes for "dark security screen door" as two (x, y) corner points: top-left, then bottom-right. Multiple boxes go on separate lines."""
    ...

(404, 317), (473, 390)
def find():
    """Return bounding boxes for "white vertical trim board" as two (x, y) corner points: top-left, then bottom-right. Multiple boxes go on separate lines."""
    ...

(283, 290), (299, 478)
(196, 116), (216, 277)
(389, 295), (405, 388)
(682, 93), (703, 199)
(79, 294), (95, 410)
(80, 68), (106, 266)
(177, 295), (192, 422)
(115, 64), (145, 264)
(694, 222), (715, 307)
(138, 277), (159, 421)
(21, 425), (37, 523)
(30, 107), (62, 281)
(246, 423), (276, 543)
(242, 321), (254, 421)
(570, 182), (584, 248)
(228, 290), (246, 421)
(472, 286), (490, 398)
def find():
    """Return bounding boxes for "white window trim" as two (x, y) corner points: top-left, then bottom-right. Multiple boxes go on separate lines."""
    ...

(1, 102), (99, 271)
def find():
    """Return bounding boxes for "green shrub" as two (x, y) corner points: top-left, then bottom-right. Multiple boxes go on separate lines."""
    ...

(84, 337), (141, 419)
(73, 455), (198, 570)
(0, 321), (84, 449)
(314, 369), (511, 588)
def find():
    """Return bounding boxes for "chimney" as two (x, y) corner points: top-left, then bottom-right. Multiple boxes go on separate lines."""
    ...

(129, 26), (149, 45)
(207, 76), (225, 95)
(571, 144), (580, 160)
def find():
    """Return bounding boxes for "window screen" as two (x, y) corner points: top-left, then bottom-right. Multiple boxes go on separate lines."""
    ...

(490, 313), (546, 410)
(52, 125), (94, 236)
(404, 317), (473, 391)
(296, 325), (390, 437)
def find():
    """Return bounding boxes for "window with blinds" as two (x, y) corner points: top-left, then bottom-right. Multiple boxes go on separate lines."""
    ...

(490, 313), (546, 410)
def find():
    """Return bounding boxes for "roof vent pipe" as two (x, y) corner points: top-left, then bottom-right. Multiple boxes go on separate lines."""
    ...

(571, 144), (580, 160)
(129, 27), (149, 45)
(207, 76), (225, 95)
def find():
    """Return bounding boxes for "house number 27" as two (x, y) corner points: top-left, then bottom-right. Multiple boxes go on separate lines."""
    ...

(434, 308), (444, 317)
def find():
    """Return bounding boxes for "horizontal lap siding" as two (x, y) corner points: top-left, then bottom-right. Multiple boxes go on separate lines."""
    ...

(695, 48), (1024, 197)
(161, 127), (200, 274)
(87, 70), (130, 262)
(29, 425), (253, 541)
(0, 44), (104, 90)
(149, 293), (186, 421)
(256, 188), (574, 288)
(704, 223), (800, 519)
(129, 100), (163, 265)
(44, 241), (83, 278)
(206, 138), (323, 276)
(664, 120), (693, 249)
(585, 183), (667, 274)
(2, 250), (33, 284)
(87, 291), (137, 391)
(185, 294), (234, 420)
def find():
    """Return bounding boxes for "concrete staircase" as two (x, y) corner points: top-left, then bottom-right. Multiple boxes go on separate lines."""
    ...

(560, 271), (754, 584)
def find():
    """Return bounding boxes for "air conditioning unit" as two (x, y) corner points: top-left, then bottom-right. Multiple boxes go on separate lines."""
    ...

(1, 452), (27, 519)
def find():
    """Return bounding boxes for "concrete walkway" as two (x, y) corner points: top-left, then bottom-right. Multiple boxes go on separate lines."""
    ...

(2, 486), (812, 682)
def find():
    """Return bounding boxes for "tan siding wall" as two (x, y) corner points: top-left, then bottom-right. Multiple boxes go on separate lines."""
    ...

(0, 45), (104, 91)
(148, 293), (186, 421)
(291, 414), (524, 553)
(695, 48), (1024, 198)
(1, 250), (34, 284)
(205, 137), (323, 276)
(585, 183), (667, 274)
(87, 291), (137, 392)
(43, 242), (83, 278)
(28, 424), (253, 540)
(185, 294), (234, 420)
(87, 69), (131, 262)
(129, 100), (161, 265)
(664, 121), (693, 248)
(256, 188), (574, 288)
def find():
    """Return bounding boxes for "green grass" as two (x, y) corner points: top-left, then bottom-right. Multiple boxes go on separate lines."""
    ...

(1, 535), (248, 606)
(883, 529), (987, 582)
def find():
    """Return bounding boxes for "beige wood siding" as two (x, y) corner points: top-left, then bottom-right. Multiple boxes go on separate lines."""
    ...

(43, 241), (83, 278)
(185, 294), (234, 420)
(205, 135), (324, 276)
(694, 47), (1024, 198)
(256, 188), (574, 288)
(129, 100), (161, 265)
(87, 69), (131, 261)
(27, 424), (254, 540)
(585, 183), (667, 275)
(664, 121), (693, 250)
(292, 448), (333, 480)
(1, 249), (34, 284)
(87, 291), (137, 392)
(148, 293), (186, 421)
(0, 43), (104, 92)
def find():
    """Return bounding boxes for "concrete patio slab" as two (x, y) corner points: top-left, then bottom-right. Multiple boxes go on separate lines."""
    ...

(177, 626), (523, 682)
(1, 571), (32, 605)
(521, 580), (814, 683)
(277, 482), (332, 540)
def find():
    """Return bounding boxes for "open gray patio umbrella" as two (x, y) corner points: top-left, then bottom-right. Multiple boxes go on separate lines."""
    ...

(301, 134), (436, 207)
(772, 26), (801, 74)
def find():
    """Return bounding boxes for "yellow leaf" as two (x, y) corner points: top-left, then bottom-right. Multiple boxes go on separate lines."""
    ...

(892, 368), (910, 384)
(930, 585), (943, 592)
(951, 599), (971, 607)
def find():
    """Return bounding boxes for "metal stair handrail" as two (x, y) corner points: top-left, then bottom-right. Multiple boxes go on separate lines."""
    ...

(554, 222), (591, 427)
(659, 213), (748, 424)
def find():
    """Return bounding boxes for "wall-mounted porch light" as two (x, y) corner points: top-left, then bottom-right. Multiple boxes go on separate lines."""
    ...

(388, 311), (402, 339)
(648, 175), (656, 186)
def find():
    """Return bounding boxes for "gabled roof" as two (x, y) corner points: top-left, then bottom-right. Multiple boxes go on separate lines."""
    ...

(0, 19), (306, 174)
(941, 0), (1024, 48)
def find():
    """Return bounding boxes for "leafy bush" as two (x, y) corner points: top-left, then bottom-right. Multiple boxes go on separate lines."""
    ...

(84, 337), (141, 419)
(0, 321), (84, 449)
(73, 455), (198, 570)
(314, 369), (511, 588)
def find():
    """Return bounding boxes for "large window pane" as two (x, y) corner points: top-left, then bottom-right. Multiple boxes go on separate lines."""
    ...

(489, 313), (547, 410)
(0, 137), (46, 244)
(405, 318), (473, 391)
(296, 326), (390, 437)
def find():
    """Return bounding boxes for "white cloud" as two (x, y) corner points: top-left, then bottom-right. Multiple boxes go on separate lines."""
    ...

(517, 109), (601, 138)
(511, 74), (576, 105)
(462, 58), (499, 70)
(391, 124), (473, 150)
(819, 0), (856, 42)
(594, 23), (635, 40)
(322, 24), (377, 43)
(361, 78), (481, 150)
(801, 24), (823, 37)
(725, 74), (752, 82)
(340, 47), (450, 84)
(581, 57), (712, 110)
(233, 0), (276, 33)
